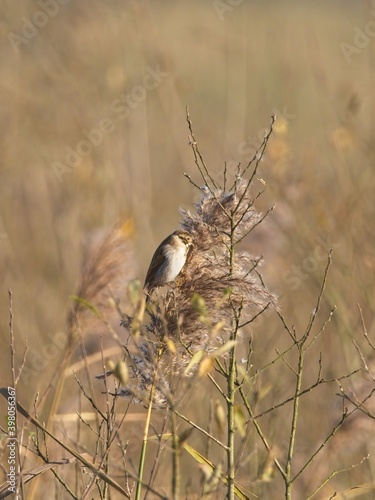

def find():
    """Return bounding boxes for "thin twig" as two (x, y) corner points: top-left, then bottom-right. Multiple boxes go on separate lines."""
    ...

(240, 114), (276, 180)
(186, 106), (218, 190)
(174, 410), (229, 450)
(285, 344), (304, 499)
(292, 410), (349, 484)
(235, 206), (275, 245)
(302, 250), (333, 344)
(251, 368), (360, 420)
(183, 172), (202, 191)
(305, 454), (370, 500)
(239, 386), (286, 480)
(135, 360), (158, 500)
(357, 303), (375, 351)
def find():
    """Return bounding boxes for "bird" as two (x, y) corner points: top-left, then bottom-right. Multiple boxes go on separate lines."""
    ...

(143, 229), (193, 295)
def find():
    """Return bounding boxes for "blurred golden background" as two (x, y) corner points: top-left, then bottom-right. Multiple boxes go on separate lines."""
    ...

(1, 0), (375, 498)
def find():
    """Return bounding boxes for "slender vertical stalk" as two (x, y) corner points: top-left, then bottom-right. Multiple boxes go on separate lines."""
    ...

(229, 218), (235, 274)
(135, 378), (155, 500)
(285, 346), (304, 499)
(171, 409), (180, 500)
(226, 219), (236, 500)
(226, 337), (236, 500)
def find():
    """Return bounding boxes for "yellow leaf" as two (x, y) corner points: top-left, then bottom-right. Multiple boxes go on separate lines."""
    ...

(120, 217), (135, 238)
(184, 444), (253, 499)
(236, 364), (249, 382)
(258, 383), (272, 401)
(69, 296), (101, 318)
(260, 448), (276, 483)
(211, 321), (225, 336)
(213, 340), (237, 357)
(191, 293), (207, 317)
(198, 356), (214, 377)
(131, 294), (146, 336)
(107, 359), (128, 386)
(184, 350), (205, 374)
(234, 405), (246, 438)
(127, 279), (142, 306)
(178, 428), (194, 449)
(165, 337), (176, 354)
(214, 399), (226, 434)
(273, 116), (289, 135)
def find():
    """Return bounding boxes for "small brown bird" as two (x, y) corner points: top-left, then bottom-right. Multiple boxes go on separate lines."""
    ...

(144, 229), (193, 294)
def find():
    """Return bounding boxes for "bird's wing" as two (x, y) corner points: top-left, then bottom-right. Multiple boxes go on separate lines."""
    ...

(143, 235), (171, 288)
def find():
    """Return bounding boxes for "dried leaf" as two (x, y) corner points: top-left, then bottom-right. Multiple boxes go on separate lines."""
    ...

(165, 337), (176, 354)
(69, 296), (101, 319)
(213, 340), (237, 357)
(131, 294), (146, 336)
(178, 427), (194, 449)
(234, 404), (246, 437)
(107, 359), (128, 386)
(184, 444), (251, 499)
(184, 350), (205, 374)
(211, 321), (225, 336)
(214, 399), (226, 434)
(191, 293), (207, 317)
(198, 355), (215, 377)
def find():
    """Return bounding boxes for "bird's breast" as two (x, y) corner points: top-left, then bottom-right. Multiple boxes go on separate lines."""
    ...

(162, 244), (187, 283)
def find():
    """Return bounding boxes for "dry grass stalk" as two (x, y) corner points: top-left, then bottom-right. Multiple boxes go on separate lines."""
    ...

(67, 217), (137, 348)
(45, 217), (137, 432)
